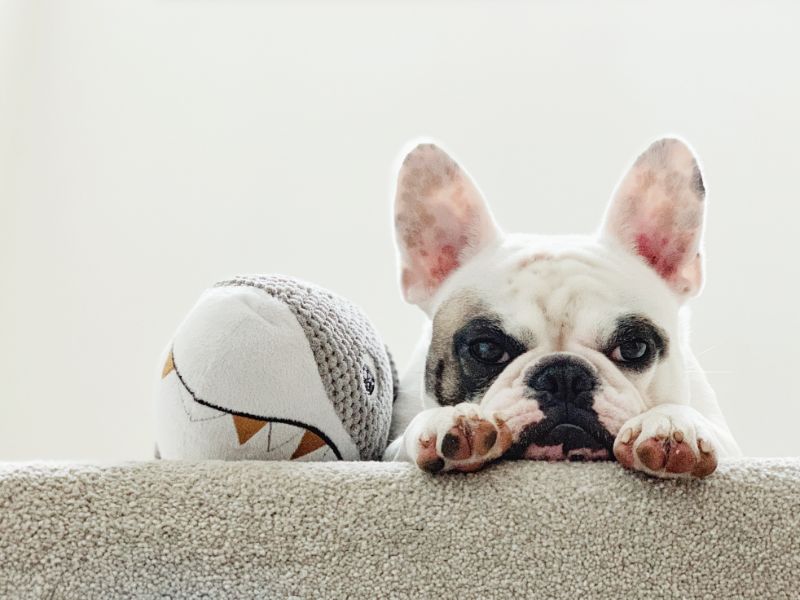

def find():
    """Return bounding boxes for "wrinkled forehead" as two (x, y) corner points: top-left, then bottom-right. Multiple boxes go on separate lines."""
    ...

(434, 235), (679, 344)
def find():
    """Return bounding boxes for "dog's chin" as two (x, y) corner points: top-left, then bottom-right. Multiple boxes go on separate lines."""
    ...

(508, 418), (616, 462)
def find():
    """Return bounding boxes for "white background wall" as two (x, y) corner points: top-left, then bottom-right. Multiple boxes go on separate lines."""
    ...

(2, 0), (799, 460)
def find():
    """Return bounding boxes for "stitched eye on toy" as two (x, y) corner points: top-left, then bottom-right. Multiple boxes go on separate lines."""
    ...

(468, 339), (510, 365)
(611, 339), (650, 363)
(361, 354), (378, 396)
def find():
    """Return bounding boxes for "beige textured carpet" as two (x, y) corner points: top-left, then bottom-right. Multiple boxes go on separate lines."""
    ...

(1, 459), (799, 599)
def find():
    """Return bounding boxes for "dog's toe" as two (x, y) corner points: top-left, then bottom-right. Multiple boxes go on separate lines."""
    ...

(441, 422), (471, 461)
(636, 437), (667, 471)
(471, 420), (498, 457)
(440, 416), (500, 461)
(612, 427), (637, 468)
(691, 439), (718, 477)
(664, 440), (696, 474)
(415, 436), (444, 472)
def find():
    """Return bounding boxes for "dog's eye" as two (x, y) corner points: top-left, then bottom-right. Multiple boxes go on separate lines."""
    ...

(611, 340), (649, 363)
(468, 339), (510, 365)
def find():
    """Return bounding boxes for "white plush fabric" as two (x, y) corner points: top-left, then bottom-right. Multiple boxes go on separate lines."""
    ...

(173, 287), (343, 429)
(1, 459), (798, 599)
(157, 286), (357, 461)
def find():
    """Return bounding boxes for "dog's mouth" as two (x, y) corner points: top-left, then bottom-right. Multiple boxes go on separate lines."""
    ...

(506, 415), (616, 462)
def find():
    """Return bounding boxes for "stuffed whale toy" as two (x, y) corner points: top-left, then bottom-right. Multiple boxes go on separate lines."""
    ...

(156, 275), (396, 461)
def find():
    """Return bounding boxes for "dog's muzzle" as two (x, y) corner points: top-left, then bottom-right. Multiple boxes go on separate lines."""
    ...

(507, 355), (615, 461)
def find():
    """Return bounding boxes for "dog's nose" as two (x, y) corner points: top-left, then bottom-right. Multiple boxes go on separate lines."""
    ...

(527, 356), (596, 407)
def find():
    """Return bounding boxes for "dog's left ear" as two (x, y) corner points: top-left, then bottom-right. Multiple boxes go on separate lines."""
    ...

(601, 138), (707, 298)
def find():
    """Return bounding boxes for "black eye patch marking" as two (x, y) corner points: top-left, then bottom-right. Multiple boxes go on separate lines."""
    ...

(424, 292), (530, 407)
(451, 317), (527, 399)
(602, 314), (668, 373)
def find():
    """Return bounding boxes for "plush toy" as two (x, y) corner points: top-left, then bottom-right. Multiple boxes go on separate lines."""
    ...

(155, 275), (396, 462)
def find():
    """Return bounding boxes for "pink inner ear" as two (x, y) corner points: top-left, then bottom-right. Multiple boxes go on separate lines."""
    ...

(619, 195), (702, 292)
(620, 184), (703, 288)
(428, 243), (459, 286)
(401, 243), (459, 300)
(604, 139), (706, 295)
(634, 230), (693, 280)
(395, 144), (496, 304)
(397, 189), (477, 293)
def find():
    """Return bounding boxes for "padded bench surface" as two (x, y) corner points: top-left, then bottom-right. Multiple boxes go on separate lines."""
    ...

(1, 459), (799, 599)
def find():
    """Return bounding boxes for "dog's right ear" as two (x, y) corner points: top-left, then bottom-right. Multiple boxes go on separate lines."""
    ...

(394, 142), (501, 311)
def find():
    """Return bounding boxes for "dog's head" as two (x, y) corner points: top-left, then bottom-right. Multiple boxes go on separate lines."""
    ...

(394, 139), (706, 460)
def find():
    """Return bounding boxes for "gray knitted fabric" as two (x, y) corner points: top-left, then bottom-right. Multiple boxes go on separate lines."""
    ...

(214, 275), (392, 460)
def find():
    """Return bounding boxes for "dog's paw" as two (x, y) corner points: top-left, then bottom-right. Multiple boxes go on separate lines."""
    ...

(405, 404), (513, 473)
(613, 405), (718, 479)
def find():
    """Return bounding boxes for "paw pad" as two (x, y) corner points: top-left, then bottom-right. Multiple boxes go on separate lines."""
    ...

(614, 428), (717, 479)
(414, 411), (512, 474)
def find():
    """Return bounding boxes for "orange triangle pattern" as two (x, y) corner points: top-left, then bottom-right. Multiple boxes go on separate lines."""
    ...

(161, 352), (175, 379)
(291, 430), (327, 459)
(232, 415), (268, 445)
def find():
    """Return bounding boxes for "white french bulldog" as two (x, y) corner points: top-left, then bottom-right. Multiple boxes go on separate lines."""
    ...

(383, 138), (741, 479)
